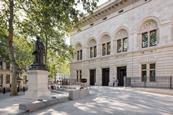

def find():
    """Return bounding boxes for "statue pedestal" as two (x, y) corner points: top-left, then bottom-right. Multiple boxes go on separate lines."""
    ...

(25, 70), (50, 99)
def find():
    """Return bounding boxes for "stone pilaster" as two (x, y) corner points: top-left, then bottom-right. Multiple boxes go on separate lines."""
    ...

(95, 67), (102, 86)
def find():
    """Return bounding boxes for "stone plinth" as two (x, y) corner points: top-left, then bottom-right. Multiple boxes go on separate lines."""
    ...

(25, 70), (50, 99)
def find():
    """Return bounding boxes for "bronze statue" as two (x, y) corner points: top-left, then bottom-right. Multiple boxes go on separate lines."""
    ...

(30, 36), (47, 70)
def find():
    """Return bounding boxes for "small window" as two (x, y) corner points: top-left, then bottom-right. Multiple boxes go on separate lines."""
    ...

(94, 46), (97, 57)
(117, 39), (121, 53)
(150, 30), (157, 47)
(141, 64), (147, 82)
(107, 42), (111, 55)
(142, 32), (148, 48)
(150, 63), (156, 82)
(141, 63), (156, 82)
(90, 46), (97, 58)
(80, 50), (82, 60)
(76, 70), (79, 82)
(123, 38), (128, 52)
(102, 43), (106, 56)
(77, 51), (80, 60)
(77, 50), (82, 60)
(141, 20), (158, 48)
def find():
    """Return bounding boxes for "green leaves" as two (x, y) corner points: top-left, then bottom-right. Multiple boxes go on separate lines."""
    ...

(0, 0), (99, 79)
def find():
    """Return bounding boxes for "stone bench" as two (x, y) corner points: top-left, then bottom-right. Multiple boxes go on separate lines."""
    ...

(19, 96), (69, 112)
(69, 88), (89, 100)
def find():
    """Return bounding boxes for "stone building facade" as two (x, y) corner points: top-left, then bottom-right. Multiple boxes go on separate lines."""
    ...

(0, 61), (12, 89)
(0, 60), (27, 91)
(70, 0), (173, 87)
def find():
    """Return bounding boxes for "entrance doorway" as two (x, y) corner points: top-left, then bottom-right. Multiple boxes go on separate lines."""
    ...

(102, 68), (110, 86)
(90, 69), (96, 86)
(117, 66), (126, 86)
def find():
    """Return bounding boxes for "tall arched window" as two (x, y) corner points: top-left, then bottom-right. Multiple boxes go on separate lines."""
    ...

(88, 39), (97, 58)
(75, 43), (82, 61)
(140, 19), (158, 48)
(116, 29), (128, 53)
(101, 35), (111, 56)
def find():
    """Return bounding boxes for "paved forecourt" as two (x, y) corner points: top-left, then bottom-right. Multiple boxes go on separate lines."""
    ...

(32, 87), (173, 115)
(0, 87), (173, 115)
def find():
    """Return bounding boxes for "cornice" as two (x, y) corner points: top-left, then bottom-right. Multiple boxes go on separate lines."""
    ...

(80, 0), (139, 27)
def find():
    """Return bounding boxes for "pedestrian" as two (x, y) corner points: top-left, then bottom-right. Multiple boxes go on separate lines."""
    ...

(116, 79), (119, 87)
(23, 87), (25, 92)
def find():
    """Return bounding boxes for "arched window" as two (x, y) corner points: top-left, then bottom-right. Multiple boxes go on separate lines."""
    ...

(75, 43), (82, 61)
(140, 19), (158, 48)
(101, 35), (111, 56)
(116, 29), (128, 53)
(88, 39), (97, 58)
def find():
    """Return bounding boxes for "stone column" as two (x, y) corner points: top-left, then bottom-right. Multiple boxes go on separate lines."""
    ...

(25, 70), (50, 99)
(109, 66), (116, 86)
(95, 67), (102, 86)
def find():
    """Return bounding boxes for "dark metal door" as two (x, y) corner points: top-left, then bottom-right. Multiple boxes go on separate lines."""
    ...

(102, 68), (110, 86)
(90, 69), (96, 86)
(117, 66), (126, 86)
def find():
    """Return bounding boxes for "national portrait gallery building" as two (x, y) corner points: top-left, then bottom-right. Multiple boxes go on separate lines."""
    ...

(70, 0), (173, 88)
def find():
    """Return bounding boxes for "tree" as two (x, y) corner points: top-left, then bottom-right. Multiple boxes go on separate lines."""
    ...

(0, 0), (98, 96)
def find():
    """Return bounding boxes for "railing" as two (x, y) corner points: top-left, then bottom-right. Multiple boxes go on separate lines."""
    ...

(125, 76), (173, 89)
(49, 78), (88, 90)
(53, 79), (81, 86)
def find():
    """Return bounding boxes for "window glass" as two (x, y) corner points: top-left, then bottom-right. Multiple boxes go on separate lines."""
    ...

(142, 64), (147, 69)
(123, 38), (128, 52)
(94, 46), (97, 57)
(141, 64), (147, 82)
(102, 43), (106, 56)
(150, 30), (157, 47)
(141, 71), (147, 82)
(76, 70), (79, 82)
(80, 70), (82, 82)
(107, 42), (111, 55)
(90, 47), (93, 58)
(80, 50), (82, 60)
(77, 51), (79, 60)
(142, 32), (148, 48)
(150, 63), (155, 69)
(117, 39), (121, 53)
(150, 63), (156, 82)
(150, 70), (155, 82)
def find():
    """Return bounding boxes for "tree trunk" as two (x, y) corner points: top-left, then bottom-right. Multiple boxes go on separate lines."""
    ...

(8, 0), (18, 96)
(45, 35), (48, 64)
